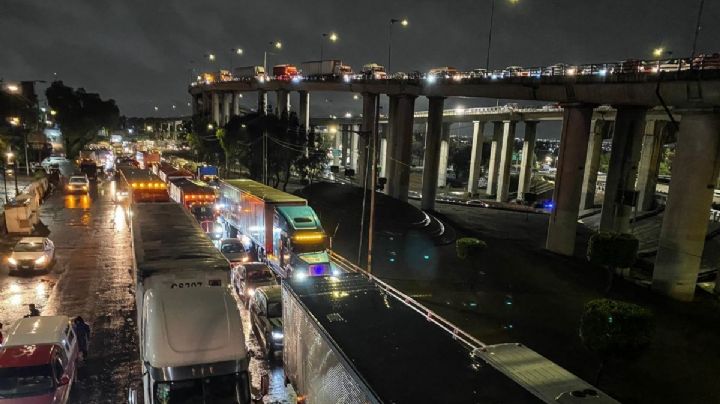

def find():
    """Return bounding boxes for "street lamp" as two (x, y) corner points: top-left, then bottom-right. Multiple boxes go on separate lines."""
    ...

(653, 47), (665, 58)
(388, 18), (409, 76)
(230, 48), (243, 71)
(320, 32), (338, 62)
(485, 0), (518, 71)
(263, 41), (283, 77)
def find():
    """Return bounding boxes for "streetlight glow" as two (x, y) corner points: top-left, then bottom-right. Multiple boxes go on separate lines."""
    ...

(401, 19), (409, 26)
(653, 47), (664, 58)
(274, 41), (282, 49)
(207, 123), (214, 130)
(235, 48), (243, 55)
(4, 84), (20, 93)
(329, 32), (338, 42)
(49, 110), (57, 116)
(208, 53), (216, 61)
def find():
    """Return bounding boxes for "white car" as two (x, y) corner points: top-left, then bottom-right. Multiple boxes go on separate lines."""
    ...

(40, 156), (68, 171)
(66, 176), (89, 194)
(218, 238), (253, 266)
(7, 237), (55, 273)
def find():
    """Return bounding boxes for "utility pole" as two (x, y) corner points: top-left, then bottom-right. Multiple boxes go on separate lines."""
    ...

(691, 0), (705, 60)
(485, 0), (496, 71)
(367, 96), (381, 274)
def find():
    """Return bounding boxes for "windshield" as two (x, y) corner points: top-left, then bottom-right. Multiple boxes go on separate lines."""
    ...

(0, 365), (55, 398)
(247, 269), (274, 282)
(14, 242), (44, 252)
(267, 302), (282, 318)
(292, 241), (326, 254)
(153, 372), (250, 403)
(221, 243), (245, 254)
(70, 177), (87, 183)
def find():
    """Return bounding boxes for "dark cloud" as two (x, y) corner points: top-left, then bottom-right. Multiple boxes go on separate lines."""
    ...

(1, 0), (717, 120)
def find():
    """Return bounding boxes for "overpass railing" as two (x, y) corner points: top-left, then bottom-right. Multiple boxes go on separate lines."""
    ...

(329, 250), (486, 351)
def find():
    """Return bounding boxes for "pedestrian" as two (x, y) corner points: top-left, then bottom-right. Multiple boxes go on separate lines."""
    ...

(73, 316), (91, 360)
(25, 304), (40, 317)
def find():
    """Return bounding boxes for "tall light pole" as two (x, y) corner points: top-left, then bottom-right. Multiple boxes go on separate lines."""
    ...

(387, 18), (408, 76)
(230, 48), (243, 72)
(319, 32), (338, 62)
(263, 41), (283, 77)
(205, 53), (216, 72)
(485, 0), (519, 71)
(690, 0), (705, 60)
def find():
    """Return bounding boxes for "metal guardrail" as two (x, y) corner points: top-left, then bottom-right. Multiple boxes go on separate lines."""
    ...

(329, 250), (486, 351)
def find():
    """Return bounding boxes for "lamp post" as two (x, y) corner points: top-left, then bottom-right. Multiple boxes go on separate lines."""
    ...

(263, 41), (283, 77)
(485, 0), (519, 71)
(387, 18), (408, 76)
(319, 32), (338, 62)
(691, 0), (705, 60)
(230, 48), (243, 71)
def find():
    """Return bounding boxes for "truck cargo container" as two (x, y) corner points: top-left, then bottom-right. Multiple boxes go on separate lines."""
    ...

(117, 168), (170, 203)
(135, 150), (160, 169)
(128, 202), (249, 404)
(219, 179), (330, 278)
(234, 65), (266, 79)
(300, 60), (352, 79)
(169, 177), (217, 210)
(361, 63), (387, 79)
(154, 161), (194, 183)
(272, 64), (299, 81)
(283, 273), (619, 404)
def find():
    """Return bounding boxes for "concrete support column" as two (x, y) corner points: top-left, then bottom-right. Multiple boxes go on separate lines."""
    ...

(257, 90), (267, 115)
(437, 123), (452, 188)
(486, 121), (504, 195)
(379, 137), (388, 179)
(211, 92), (221, 125)
(496, 121), (517, 202)
(599, 107), (647, 233)
(384, 96), (400, 193)
(191, 95), (200, 116)
(341, 125), (349, 166)
(358, 93), (378, 185)
(222, 93), (232, 125)
(579, 120), (606, 210)
(518, 121), (538, 200)
(233, 93), (241, 116)
(298, 91), (310, 131)
(350, 128), (359, 171)
(467, 121), (486, 196)
(388, 95), (416, 201)
(276, 90), (290, 117)
(546, 104), (595, 256)
(652, 112), (720, 301)
(421, 97), (446, 210)
(636, 121), (668, 211)
(333, 130), (342, 166)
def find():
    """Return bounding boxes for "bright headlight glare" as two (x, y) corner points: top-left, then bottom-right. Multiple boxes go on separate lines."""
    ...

(8, 257), (17, 265)
(247, 288), (255, 296)
(272, 331), (284, 340)
(35, 256), (46, 265)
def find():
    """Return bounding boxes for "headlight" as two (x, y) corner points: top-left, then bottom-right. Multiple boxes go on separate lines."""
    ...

(35, 256), (47, 265)
(247, 288), (255, 297)
(82, 186), (88, 190)
(8, 257), (17, 265)
(271, 331), (284, 340)
(241, 256), (249, 263)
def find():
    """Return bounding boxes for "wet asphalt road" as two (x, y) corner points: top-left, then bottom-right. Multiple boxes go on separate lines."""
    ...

(0, 179), (293, 403)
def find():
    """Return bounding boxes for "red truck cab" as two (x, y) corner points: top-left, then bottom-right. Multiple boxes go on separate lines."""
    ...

(272, 64), (298, 81)
(0, 316), (79, 404)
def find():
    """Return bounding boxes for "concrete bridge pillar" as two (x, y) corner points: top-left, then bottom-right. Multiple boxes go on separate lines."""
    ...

(486, 121), (504, 196)
(222, 93), (232, 125)
(191, 95), (200, 116)
(437, 122), (452, 188)
(467, 121), (486, 197)
(496, 121), (517, 202)
(276, 90), (290, 117)
(350, 125), (360, 171)
(211, 92), (221, 125)
(653, 111), (720, 301)
(388, 95), (416, 202)
(298, 90), (310, 127)
(421, 97), (446, 210)
(333, 129), (343, 166)
(379, 136), (388, 179)
(358, 93), (378, 186)
(257, 90), (267, 115)
(518, 121), (538, 200)
(580, 120), (609, 210)
(341, 125), (349, 167)
(599, 106), (647, 233)
(385, 96), (400, 193)
(233, 93), (242, 116)
(546, 104), (595, 256)
(636, 120), (670, 211)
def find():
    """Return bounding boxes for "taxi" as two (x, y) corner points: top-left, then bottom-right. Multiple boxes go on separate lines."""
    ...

(0, 316), (79, 403)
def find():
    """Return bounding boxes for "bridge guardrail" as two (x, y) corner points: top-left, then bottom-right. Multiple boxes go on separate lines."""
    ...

(329, 250), (486, 351)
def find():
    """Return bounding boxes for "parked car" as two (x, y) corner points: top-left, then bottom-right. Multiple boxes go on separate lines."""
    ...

(0, 316), (79, 403)
(7, 237), (55, 273)
(65, 176), (89, 194)
(248, 285), (283, 357)
(218, 238), (253, 267)
(231, 262), (277, 306)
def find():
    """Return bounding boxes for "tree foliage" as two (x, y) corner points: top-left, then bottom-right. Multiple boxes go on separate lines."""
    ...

(587, 232), (639, 268)
(45, 81), (119, 157)
(580, 299), (654, 358)
(456, 237), (486, 260)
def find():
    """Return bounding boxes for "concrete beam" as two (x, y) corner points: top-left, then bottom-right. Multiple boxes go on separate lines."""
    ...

(653, 111), (720, 301)
(497, 121), (517, 202)
(467, 121), (486, 197)
(579, 120), (609, 210)
(599, 106), (647, 233)
(421, 97), (446, 210)
(546, 104), (594, 255)
(211, 92), (221, 125)
(518, 121), (538, 199)
(636, 120), (669, 211)
(486, 121), (504, 196)
(437, 122), (452, 188)
(389, 95), (416, 201)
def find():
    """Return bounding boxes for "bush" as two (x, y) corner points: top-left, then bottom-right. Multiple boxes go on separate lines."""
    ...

(456, 237), (487, 260)
(587, 232), (639, 268)
(579, 298), (654, 358)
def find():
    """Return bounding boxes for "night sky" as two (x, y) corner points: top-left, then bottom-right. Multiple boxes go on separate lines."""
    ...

(2, 0), (718, 124)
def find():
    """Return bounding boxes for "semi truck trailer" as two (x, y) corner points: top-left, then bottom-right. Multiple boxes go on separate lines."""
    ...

(300, 60), (352, 79)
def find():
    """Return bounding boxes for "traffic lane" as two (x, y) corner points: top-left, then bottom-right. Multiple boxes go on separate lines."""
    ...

(45, 179), (140, 403)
